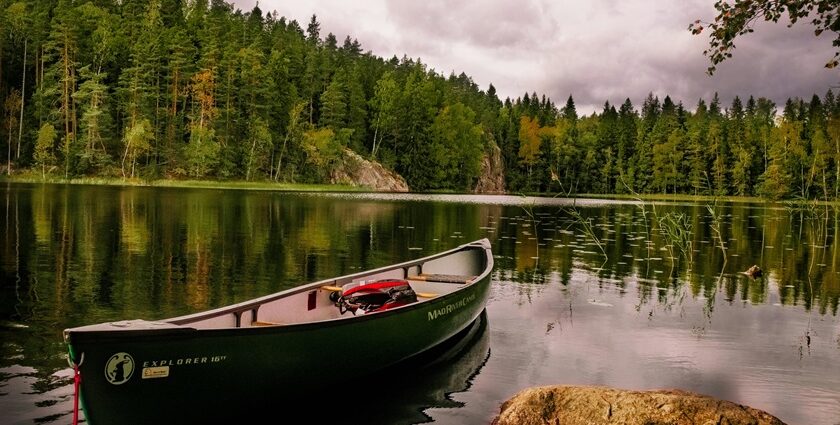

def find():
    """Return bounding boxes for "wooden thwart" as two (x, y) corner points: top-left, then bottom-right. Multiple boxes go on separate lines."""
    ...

(320, 286), (343, 292)
(408, 273), (475, 284)
(251, 320), (281, 326)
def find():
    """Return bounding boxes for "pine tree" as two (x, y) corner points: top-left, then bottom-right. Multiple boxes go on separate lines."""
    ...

(4, 90), (22, 174)
(318, 73), (347, 130)
(686, 99), (709, 194)
(615, 98), (637, 192)
(185, 68), (220, 177)
(162, 27), (196, 166)
(74, 65), (111, 172)
(6, 2), (30, 164)
(633, 93), (660, 192)
(306, 14), (320, 45)
(728, 96), (752, 195)
(343, 65), (368, 153)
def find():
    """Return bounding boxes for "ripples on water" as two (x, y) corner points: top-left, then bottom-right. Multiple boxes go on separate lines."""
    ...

(1, 184), (839, 424)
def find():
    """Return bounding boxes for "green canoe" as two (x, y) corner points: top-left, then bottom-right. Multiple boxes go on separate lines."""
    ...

(64, 239), (494, 424)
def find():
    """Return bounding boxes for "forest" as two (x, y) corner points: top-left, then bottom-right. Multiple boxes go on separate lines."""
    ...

(1, 0), (840, 199)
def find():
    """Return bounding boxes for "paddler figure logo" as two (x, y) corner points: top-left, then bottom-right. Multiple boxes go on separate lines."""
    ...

(104, 352), (135, 385)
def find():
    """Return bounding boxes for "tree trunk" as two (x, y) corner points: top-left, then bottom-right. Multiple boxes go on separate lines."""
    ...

(17, 38), (26, 159)
(62, 34), (73, 178)
(371, 114), (380, 158)
(835, 136), (839, 199)
(154, 70), (161, 168)
(63, 55), (70, 178)
(167, 67), (179, 155)
(0, 36), (3, 98)
(7, 126), (12, 175)
(246, 137), (257, 181)
(122, 141), (130, 179)
(275, 133), (288, 182)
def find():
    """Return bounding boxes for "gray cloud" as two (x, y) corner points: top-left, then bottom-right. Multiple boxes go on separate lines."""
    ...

(384, 0), (555, 50)
(235, 0), (837, 114)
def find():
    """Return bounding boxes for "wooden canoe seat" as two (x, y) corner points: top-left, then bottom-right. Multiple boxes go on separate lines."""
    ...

(407, 274), (476, 284)
(251, 320), (281, 326)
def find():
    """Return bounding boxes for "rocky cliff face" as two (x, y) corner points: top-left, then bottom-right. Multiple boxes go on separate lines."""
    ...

(474, 142), (505, 194)
(330, 148), (409, 192)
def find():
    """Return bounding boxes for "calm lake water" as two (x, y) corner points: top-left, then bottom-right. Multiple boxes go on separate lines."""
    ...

(1, 183), (839, 424)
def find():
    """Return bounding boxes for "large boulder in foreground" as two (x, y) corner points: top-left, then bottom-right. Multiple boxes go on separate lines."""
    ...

(492, 386), (785, 425)
(330, 148), (409, 192)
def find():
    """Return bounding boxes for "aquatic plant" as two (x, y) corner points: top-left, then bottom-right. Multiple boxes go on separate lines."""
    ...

(706, 200), (727, 264)
(657, 212), (694, 270)
(519, 194), (541, 267)
(563, 205), (608, 263)
(618, 178), (696, 274)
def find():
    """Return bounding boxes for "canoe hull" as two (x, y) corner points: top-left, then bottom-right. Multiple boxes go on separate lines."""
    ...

(67, 241), (493, 424)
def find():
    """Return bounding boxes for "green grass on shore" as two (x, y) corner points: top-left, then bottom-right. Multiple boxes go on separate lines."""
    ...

(0, 172), (366, 193)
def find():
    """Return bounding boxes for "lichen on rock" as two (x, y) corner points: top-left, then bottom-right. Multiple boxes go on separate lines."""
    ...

(330, 148), (409, 192)
(474, 141), (505, 194)
(492, 385), (786, 425)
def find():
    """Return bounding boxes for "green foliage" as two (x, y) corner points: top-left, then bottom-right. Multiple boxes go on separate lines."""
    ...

(301, 127), (343, 181)
(1, 0), (839, 200)
(657, 212), (693, 269)
(184, 125), (219, 178)
(369, 71), (398, 160)
(690, 0), (840, 73)
(429, 103), (484, 190)
(518, 116), (542, 172)
(122, 118), (153, 178)
(244, 117), (272, 181)
(564, 206), (607, 262)
(319, 75), (347, 130)
(34, 124), (57, 179)
(75, 66), (113, 173)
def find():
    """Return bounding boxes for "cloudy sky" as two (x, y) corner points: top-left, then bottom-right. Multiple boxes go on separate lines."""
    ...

(232, 0), (837, 115)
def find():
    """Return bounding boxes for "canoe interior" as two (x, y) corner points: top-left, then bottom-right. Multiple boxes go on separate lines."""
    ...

(66, 239), (492, 334)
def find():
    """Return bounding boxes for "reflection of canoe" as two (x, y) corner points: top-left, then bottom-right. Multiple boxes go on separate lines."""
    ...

(375, 309), (492, 423)
(64, 239), (494, 424)
(285, 310), (492, 424)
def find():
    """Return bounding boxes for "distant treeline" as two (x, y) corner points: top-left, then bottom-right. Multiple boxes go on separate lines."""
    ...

(1, 0), (839, 199)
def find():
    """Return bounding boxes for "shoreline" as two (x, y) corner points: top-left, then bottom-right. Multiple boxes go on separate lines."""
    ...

(1, 174), (835, 206)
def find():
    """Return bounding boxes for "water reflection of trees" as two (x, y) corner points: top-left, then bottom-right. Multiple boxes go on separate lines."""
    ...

(494, 203), (839, 316)
(3, 187), (840, 386)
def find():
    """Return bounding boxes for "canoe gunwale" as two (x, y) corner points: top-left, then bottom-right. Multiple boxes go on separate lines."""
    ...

(64, 239), (493, 340)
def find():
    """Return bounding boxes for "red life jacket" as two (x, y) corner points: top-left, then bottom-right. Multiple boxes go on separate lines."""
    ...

(337, 279), (418, 314)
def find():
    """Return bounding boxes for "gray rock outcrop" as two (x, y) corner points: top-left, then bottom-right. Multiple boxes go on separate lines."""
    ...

(474, 141), (505, 194)
(330, 148), (409, 192)
(492, 385), (785, 425)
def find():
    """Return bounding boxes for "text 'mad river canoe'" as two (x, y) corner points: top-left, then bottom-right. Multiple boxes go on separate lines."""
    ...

(64, 239), (494, 424)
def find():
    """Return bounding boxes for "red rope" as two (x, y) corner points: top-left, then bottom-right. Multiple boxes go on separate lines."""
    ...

(73, 363), (81, 425)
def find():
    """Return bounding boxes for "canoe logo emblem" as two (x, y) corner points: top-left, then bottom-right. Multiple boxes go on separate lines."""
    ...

(104, 352), (135, 385)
